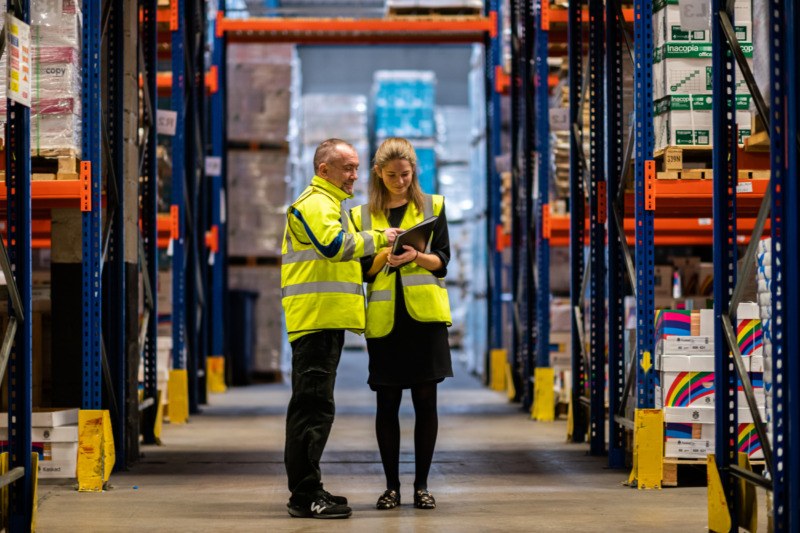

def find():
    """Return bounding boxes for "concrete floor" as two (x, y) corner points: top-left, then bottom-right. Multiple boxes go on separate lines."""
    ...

(35, 349), (768, 532)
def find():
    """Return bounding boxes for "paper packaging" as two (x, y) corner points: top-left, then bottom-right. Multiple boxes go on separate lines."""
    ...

(656, 336), (714, 356)
(737, 302), (763, 356)
(664, 423), (765, 459)
(654, 95), (752, 151)
(653, 44), (754, 100)
(653, 0), (753, 47)
(664, 406), (763, 424)
(700, 309), (715, 338)
(0, 408), (79, 428)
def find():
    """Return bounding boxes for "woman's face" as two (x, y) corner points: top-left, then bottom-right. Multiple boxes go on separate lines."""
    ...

(376, 158), (414, 198)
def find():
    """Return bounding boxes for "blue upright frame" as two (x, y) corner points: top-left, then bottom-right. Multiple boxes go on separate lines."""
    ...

(141, 0), (160, 444)
(773, 0), (800, 528)
(587, 0), (605, 456)
(605, 0), (626, 468)
(172, 0), (187, 373)
(509, 0), (523, 404)
(633, 0), (655, 409)
(208, 10), (226, 396)
(82, 0), (102, 411)
(568, 0), (587, 443)
(107, 0), (127, 468)
(486, 0), (504, 357)
(521, 0), (534, 408)
(533, 0), (550, 370)
(6, 2), (33, 526)
(712, 0), (740, 522)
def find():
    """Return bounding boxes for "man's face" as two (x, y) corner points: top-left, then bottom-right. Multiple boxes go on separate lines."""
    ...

(319, 145), (359, 195)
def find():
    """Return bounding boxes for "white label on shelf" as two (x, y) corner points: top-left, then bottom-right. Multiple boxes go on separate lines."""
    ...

(737, 181), (754, 194)
(220, 188), (227, 224)
(6, 14), (32, 108)
(205, 156), (222, 177)
(157, 110), (178, 136)
(549, 108), (570, 132)
(698, 218), (712, 226)
(208, 252), (215, 266)
(678, 0), (712, 31)
(167, 238), (174, 257)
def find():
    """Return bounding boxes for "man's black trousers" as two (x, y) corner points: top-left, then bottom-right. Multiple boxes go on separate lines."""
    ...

(284, 329), (345, 501)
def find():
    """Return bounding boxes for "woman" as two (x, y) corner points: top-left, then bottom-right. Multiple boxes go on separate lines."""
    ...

(350, 137), (453, 511)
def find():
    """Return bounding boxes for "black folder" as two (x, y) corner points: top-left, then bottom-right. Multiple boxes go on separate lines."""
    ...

(391, 215), (438, 255)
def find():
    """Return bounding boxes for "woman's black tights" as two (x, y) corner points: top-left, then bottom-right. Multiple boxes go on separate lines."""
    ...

(375, 381), (439, 492)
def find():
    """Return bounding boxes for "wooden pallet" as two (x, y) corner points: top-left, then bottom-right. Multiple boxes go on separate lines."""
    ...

(663, 456), (765, 487)
(654, 145), (713, 172)
(0, 154), (80, 181)
(386, 7), (483, 17)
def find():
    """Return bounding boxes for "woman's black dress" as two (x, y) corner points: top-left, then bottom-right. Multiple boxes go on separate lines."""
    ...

(361, 203), (454, 390)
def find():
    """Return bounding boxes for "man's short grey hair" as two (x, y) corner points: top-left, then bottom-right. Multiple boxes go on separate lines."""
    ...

(314, 138), (355, 174)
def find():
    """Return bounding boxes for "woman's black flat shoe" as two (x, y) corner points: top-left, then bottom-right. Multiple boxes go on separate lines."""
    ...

(413, 489), (436, 509)
(376, 489), (400, 510)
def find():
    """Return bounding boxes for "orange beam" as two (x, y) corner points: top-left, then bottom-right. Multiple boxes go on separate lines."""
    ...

(624, 179), (769, 218)
(138, 8), (171, 24)
(219, 16), (493, 44)
(547, 8), (635, 23)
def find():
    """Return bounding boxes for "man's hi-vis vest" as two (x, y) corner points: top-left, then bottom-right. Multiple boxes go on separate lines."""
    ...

(351, 194), (451, 339)
(281, 180), (383, 335)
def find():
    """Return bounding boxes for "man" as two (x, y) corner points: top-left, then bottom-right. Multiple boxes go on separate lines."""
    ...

(281, 139), (401, 519)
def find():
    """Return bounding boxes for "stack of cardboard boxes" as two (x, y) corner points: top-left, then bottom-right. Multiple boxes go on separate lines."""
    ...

(652, 0), (753, 151)
(655, 303), (766, 459)
(0, 408), (79, 479)
(0, 1), (83, 156)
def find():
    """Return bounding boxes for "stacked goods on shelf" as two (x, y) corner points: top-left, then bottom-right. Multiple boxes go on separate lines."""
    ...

(225, 44), (300, 377)
(655, 303), (766, 460)
(372, 70), (437, 193)
(750, 0), (769, 134)
(462, 45), (488, 374)
(227, 44), (298, 146)
(0, 408), (79, 479)
(385, 0), (483, 17)
(755, 238), (773, 446)
(0, 2), (83, 158)
(229, 267), (283, 376)
(227, 151), (288, 257)
(652, 0), (753, 151)
(297, 94), (369, 206)
(435, 106), (473, 347)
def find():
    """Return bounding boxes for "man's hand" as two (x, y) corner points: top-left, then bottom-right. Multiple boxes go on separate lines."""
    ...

(383, 227), (404, 246)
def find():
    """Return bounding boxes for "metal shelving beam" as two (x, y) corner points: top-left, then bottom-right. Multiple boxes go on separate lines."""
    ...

(712, 0), (741, 523)
(4, 2), (34, 526)
(107, 0), (128, 470)
(140, 0), (160, 445)
(533, 0), (549, 370)
(587, 0), (605, 457)
(83, 0), (103, 412)
(633, 0), (655, 410)
(521, 0), (535, 409)
(486, 0), (504, 359)
(207, 8), (227, 407)
(605, 0), (626, 468)
(172, 0), (188, 378)
(568, 0), (587, 443)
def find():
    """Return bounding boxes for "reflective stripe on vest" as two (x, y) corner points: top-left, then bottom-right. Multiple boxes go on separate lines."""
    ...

(368, 289), (392, 303)
(282, 280), (364, 298)
(401, 273), (446, 289)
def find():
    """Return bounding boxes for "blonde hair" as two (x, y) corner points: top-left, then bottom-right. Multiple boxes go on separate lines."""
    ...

(368, 137), (425, 218)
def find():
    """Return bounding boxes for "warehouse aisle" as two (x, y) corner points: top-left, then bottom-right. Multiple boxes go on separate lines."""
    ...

(35, 350), (757, 532)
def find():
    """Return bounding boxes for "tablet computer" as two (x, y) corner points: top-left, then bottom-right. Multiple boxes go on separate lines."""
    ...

(391, 215), (438, 255)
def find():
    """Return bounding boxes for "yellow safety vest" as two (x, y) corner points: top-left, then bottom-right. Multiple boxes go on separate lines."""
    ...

(281, 176), (388, 337)
(351, 194), (452, 339)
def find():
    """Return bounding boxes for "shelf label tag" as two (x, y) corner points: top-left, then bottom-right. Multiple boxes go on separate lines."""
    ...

(157, 110), (178, 136)
(736, 181), (754, 194)
(678, 0), (711, 31)
(6, 14), (32, 107)
(549, 108), (569, 131)
(205, 156), (222, 177)
(698, 218), (712, 226)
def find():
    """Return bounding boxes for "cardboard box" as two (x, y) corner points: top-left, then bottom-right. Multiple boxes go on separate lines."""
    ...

(654, 265), (675, 296)
(653, 44), (754, 100)
(0, 408), (79, 428)
(657, 370), (715, 408)
(653, 0), (753, 47)
(663, 422), (765, 459)
(655, 309), (693, 339)
(0, 425), (78, 442)
(657, 336), (714, 356)
(654, 95), (752, 151)
(664, 406), (762, 424)
(700, 309), (715, 338)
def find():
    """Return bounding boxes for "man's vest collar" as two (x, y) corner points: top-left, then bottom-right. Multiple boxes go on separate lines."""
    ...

(311, 175), (353, 203)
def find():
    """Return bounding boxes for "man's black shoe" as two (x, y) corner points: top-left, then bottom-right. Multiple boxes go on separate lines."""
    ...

(287, 495), (352, 519)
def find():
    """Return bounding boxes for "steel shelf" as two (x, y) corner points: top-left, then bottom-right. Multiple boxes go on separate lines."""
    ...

(219, 14), (495, 43)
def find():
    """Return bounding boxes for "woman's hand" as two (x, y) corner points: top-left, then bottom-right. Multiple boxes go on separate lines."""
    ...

(386, 245), (418, 268)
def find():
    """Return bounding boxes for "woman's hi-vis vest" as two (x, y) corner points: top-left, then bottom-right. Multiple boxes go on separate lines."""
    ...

(352, 194), (451, 339)
(281, 183), (376, 335)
